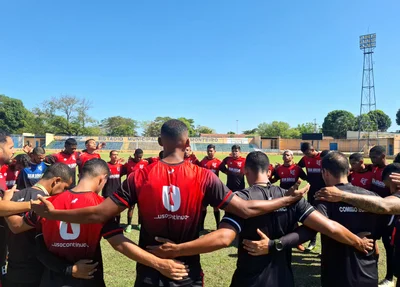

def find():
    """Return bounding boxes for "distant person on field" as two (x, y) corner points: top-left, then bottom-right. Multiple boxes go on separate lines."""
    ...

(17, 147), (47, 189)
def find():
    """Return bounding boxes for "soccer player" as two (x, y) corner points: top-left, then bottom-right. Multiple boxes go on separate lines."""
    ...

(146, 151), (164, 164)
(220, 145), (246, 192)
(348, 153), (374, 190)
(4, 163), (73, 287)
(199, 144), (222, 230)
(2, 154), (31, 189)
(147, 151), (374, 287)
(31, 119), (311, 287)
(124, 149), (149, 232)
(77, 139), (101, 174)
(368, 146), (394, 286)
(298, 142), (325, 251)
(16, 146), (48, 189)
(394, 153), (400, 163)
(102, 150), (126, 225)
(184, 146), (200, 165)
(11, 159), (188, 286)
(47, 138), (79, 187)
(273, 149), (308, 251)
(316, 164), (400, 287)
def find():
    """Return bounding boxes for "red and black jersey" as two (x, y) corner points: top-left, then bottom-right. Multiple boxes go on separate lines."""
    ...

(0, 165), (7, 191)
(274, 164), (308, 190)
(200, 157), (222, 176)
(24, 190), (122, 287)
(371, 165), (391, 197)
(268, 164), (276, 180)
(349, 167), (374, 191)
(110, 161), (233, 286)
(102, 162), (126, 198)
(0, 164), (19, 189)
(124, 159), (149, 176)
(184, 154), (200, 166)
(220, 156), (246, 191)
(298, 154), (325, 193)
(52, 151), (79, 186)
(77, 152), (101, 173)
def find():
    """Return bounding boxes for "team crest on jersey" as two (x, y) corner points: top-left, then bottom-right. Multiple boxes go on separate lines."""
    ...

(117, 167), (120, 171)
(38, 165), (43, 171)
(64, 158), (67, 161)
(212, 163), (217, 168)
(72, 155), (76, 161)
(237, 162), (242, 167)
(290, 170), (295, 176)
(316, 160), (321, 166)
(139, 164), (144, 169)
(361, 178), (368, 185)
(162, 185), (181, 212)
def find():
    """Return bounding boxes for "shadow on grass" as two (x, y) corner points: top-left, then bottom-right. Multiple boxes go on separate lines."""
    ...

(291, 250), (321, 287)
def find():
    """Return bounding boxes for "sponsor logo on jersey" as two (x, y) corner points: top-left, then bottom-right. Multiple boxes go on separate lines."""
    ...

(339, 206), (365, 213)
(372, 178), (386, 188)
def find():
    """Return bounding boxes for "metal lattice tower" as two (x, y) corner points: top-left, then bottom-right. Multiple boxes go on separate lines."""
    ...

(358, 33), (378, 150)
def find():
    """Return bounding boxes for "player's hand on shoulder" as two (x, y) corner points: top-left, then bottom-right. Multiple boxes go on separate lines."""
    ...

(156, 258), (189, 281)
(314, 186), (343, 202)
(242, 229), (270, 256)
(72, 259), (99, 280)
(147, 237), (179, 259)
(355, 232), (374, 255)
(286, 180), (309, 199)
(30, 195), (55, 218)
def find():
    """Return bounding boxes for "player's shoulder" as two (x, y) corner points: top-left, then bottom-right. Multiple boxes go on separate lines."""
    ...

(268, 184), (287, 198)
(340, 183), (378, 196)
(233, 188), (252, 200)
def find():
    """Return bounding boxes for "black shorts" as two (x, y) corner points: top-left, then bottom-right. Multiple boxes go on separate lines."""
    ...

(134, 274), (203, 287)
(3, 277), (41, 287)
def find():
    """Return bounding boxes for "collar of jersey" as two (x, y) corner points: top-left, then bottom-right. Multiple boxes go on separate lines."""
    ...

(160, 160), (185, 166)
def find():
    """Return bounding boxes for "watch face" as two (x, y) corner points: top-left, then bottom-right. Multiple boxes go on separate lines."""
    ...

(275, 240), (284, 251)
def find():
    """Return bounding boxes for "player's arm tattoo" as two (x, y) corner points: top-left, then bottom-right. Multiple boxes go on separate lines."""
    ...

(341, 193), (400, 215)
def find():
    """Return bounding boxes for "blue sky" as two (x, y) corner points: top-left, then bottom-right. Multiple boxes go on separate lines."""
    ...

(1, 0), (399, 134)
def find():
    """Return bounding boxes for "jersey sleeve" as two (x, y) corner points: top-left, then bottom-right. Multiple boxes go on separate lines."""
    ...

(220, 190), (249, 233)
(298, 166), (308, 181)
(109, 173), (137, 208)
(101, 217), (123, 239)
(314, 200), (329, 218)
(203, 170), (233, 209)
(294, 198), (315, 223)
(219, 158), (228, 173)
(274, 167), (281, 180)
(297, 157), (305, 168)
(23, 211), (40, 227)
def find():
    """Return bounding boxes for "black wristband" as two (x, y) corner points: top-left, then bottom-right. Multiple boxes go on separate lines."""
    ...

(268, 240), (276, 254)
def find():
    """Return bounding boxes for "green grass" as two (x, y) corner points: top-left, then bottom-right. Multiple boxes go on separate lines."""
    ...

(92, 152), (390, 286)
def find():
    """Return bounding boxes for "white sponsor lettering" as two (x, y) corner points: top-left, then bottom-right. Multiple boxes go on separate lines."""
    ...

(308, 168), (321, 173)
(154, 214), (190, 220)
(274, 207), (288, 212)
(281, 178), (296, 183)
(228, 167), (241, 173)
(68, 163), (77, 168)
(372, 178), (385, 188)
(51, 242), (89, 248)
(27, 174), (44, 179)
(109, 174), (120, 179)
(339, 206), (365, 213)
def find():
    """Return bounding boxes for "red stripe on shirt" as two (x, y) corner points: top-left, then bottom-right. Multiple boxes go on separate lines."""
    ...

(217, 190), (233, 209)
(102, 228), (124, 239)
(112, 192), (130, 208)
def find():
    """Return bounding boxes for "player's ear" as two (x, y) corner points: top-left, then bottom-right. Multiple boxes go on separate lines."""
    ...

(52, 177), (62, 187)
(158, 137), (163, 147)
(186, 138), (190, 149)
(267, 169), (271, 178)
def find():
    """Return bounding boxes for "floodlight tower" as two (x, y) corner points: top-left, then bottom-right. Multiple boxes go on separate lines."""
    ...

(358, 33), (378, 150)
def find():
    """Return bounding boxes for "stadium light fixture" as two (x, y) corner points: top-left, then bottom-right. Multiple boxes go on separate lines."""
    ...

(359, 33), (376, 50)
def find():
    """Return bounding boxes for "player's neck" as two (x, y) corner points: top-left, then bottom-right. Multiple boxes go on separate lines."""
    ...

(330, 176), (348, 186)
(72, 179), (96, 193)
(283, 162), (291, 166)
(33, 180), (52, 195)
(162, 150), (185, 164)
(252, 173), (270, 185)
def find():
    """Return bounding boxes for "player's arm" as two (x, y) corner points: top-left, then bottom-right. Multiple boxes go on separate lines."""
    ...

(299, 167), (308, 181)
(297, 157), (305, 168)
(107, 234), (188, 281)
(219, 158), (228, 174)
(5, 214), (34, 234)
(0, 201), (32, 217)
(315, 184), (400, 215)
(35, 233), (98, 280)
(147, 223), (237, 259)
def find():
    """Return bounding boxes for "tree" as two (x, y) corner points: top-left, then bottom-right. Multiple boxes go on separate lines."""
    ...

(257, 121), (292, 138)
(243, 128), (258, 135)
(227, 131), (236, 135)
(322, 110), (356, 139)
(355, 114), (378, 132)
(397, 109), (400, 126)
(141, 117), (172, 137)
(0, 95), (33, 133)
(296, 122), (317, 134)
(102, 116), (138, 136)
(196, 125), (215, 136)
(177, 117), (196, 137)
(368, 110), (392, 131)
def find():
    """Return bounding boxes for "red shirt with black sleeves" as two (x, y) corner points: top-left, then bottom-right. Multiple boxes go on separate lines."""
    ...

(110, 160), (233, 286)
(275, 164), (308, 190)
(298, 153), (325, 192)
(77, 152), (101, 173)
(349, 165), (374, 191)
(200, 157), (222, 176)
(51, 151), (79, 186)
(371, 165), (391, 197)
(102, 162), (126, 198)
(220, 156), (246, 191)
(0, 165), (7, 191)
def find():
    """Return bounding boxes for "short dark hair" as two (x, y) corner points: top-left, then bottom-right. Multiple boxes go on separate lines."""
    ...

(0, 130), (10, 144)
(85, 139), (95, 146)
(161, 120), (188, 140)
(245, 151), (270, 174)
(42, 163), (73, 183)
(81, 159), (110, 178)
(370, 145), (386, 155)
(135, 149), (144, 155)
(207, 144), (216, 150)
(159, 150), (164, 158)
(109, 150), (118, 156)
(394, 153), (400, 164)
(349, 153), (364, 162)
(322, 151), (349, 178)
(14, 154), (31, 168)
(231, 144), (241, 151)
(382, 163), (400, 182)
(301, 142), (313, 153)
(65, 138), (77, 146)
(320, 150), (331, 158)
(32, 146), (46, 155)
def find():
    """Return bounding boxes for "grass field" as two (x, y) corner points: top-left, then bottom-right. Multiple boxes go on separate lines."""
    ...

(90, 152), (391, 286)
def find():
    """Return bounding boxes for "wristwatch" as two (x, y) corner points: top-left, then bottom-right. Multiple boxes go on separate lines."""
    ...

(274, 239), (284, 251)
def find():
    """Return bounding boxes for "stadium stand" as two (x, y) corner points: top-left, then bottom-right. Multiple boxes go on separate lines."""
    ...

(46, 141), (123, 151)
(128, 142), (161, 151)
(192, 143), (256, 153)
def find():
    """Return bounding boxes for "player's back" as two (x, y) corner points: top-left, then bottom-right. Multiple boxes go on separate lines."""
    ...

(316, 184), (382, 287)
(222, 184), (314, 287)
(130, 160), (232, 285)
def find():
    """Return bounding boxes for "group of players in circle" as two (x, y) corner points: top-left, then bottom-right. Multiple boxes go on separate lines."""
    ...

(0, 119), (400, 287)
